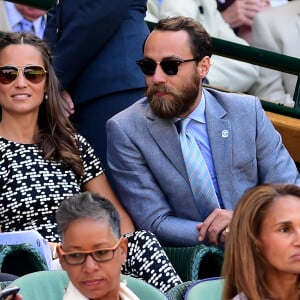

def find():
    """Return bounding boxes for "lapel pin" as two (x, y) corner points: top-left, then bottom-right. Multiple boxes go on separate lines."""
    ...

(222, 129), (229, 138)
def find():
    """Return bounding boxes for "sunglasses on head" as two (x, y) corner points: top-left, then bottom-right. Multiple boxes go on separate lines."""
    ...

(0, 65), (47, 84)
(136, 57), (199, 76)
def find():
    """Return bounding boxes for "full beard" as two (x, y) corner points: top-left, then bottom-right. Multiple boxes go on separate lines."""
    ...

(146, 74), (201, 119)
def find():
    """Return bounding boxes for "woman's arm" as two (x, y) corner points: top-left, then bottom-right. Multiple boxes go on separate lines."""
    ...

(83, 174), (135, 235)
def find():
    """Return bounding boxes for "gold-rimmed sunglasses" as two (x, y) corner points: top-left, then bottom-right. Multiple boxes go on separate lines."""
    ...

(0, 65), (47, 84)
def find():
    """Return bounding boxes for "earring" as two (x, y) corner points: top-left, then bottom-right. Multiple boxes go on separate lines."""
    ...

(44, 93), (48, 100)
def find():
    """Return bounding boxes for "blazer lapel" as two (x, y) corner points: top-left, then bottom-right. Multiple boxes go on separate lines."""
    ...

(204, 89), (233, 206)
(146, 113), (190, 184)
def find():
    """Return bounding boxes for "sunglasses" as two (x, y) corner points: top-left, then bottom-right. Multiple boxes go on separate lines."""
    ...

(0, 65), (47, 84)
(136, 58), (199, 76)
(58, 238), (124, 265)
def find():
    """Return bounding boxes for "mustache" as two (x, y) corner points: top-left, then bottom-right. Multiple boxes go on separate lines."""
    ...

(147, 85), (175, 96)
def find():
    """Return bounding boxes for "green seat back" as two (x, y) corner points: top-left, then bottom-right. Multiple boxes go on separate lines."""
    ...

(164, 245), (224, 282)
(10, 270), (168, 300)
(124, 275), (168, 300)
(10, 271), (69, 300)
(184, 277), (224, 300)
(0, 244), (48, 277)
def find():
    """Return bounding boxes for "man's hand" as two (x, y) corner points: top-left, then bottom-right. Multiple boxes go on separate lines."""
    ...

(197, 208), (232, 245)
(61, 90), (75, 117)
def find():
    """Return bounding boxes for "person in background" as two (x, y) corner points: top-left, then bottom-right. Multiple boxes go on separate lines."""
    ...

(0, 31), (182, 292)
(106, 16), (300, 248)
(248, 0), (300, 107)
(0, 1), (46, 38)
(146, 0), (161, 23)
(159, 0), (259, 92)
(216, 0), (270, 43)
(222, 184), (300, 300)
(44, 0), (149, 175)
(56, 192), (138, 300)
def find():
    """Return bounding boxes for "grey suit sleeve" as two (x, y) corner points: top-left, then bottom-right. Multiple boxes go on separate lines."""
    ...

(106, 118), (200, 246)
(254, 98), (300, 185)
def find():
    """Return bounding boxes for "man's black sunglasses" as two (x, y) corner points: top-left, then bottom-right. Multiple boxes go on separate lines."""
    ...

(136, 58), (199, 76)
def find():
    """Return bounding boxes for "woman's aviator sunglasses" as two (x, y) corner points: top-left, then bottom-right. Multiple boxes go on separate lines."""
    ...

(0, 65), (47, 84)
(136, 57), (199, 76)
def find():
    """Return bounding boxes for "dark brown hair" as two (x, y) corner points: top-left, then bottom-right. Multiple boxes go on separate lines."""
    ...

(0, 32), (84, 176)
(154, 16), (213, 60)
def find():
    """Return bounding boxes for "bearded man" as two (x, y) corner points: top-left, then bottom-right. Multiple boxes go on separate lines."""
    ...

(106, 16), (300, 247)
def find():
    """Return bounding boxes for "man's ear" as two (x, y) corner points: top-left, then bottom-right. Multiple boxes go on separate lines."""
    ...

(196, 56), (211, 79)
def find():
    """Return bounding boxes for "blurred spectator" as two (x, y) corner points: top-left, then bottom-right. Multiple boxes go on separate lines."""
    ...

(249, 0), (300, 107)
(0, 1), (46, 38)
(159, 0), (259, 92)
(146, 0), (160, 22)
(216, 0), (270, 43)
(44, 1), (149, 172)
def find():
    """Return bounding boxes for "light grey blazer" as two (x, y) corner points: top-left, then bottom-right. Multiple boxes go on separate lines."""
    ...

(107, 88), (300, 246)
(249, 0), (300, 106)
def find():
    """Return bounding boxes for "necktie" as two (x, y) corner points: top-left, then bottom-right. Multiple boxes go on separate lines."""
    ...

(19, 19), (34, 34)
(179, 118), (220, 220)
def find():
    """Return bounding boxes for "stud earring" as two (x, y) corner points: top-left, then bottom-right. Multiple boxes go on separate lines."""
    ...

(44, 93), (48, 100)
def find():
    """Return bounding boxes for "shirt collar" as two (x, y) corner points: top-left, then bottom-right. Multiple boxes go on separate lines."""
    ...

(173, 91), (206, 124)
(187, 91), (206, 124)
(5, 1), (46, 38)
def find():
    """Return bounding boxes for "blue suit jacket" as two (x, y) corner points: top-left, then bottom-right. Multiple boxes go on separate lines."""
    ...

(107, 88), (300, 246)
(44, 0), (149, 105)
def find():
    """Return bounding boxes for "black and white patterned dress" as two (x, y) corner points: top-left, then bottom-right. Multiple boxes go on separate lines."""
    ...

(0, 134), (182, 292)
(0, 134), (103, 241)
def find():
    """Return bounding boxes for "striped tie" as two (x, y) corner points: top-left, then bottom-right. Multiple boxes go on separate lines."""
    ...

(179, 118), (220, 220)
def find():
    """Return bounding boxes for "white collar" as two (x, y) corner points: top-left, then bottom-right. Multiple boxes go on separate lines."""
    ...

(63, 280), (140, 300)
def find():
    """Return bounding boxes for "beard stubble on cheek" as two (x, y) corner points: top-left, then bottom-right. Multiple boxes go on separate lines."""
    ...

(146, 73), (201, 119)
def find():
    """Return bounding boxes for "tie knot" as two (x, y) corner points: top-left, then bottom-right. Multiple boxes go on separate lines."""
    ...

(20, 19), (34, 33)
(177, 118), (191, 134)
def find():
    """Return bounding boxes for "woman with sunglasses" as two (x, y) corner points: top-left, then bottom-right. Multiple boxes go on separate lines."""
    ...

(0, 32), (182, 292)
